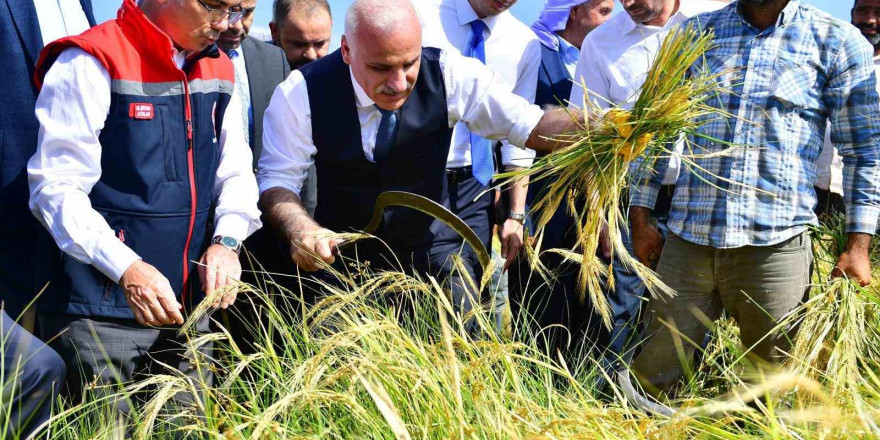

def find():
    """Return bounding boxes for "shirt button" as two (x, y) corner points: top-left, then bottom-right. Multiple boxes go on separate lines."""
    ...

(253, 167), (258, 174)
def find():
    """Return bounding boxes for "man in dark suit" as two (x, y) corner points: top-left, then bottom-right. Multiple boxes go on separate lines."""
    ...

(1, 0), (93, 435)
(2, 0), (95, 318)
(216, 0), (300, 352)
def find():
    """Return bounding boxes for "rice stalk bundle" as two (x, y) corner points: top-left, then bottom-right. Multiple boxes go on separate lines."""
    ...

(499, 24), (733, 328)
(778, 215), (880, 405)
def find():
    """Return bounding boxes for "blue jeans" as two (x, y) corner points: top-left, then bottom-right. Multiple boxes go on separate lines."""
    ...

(599, 216), (669, 376)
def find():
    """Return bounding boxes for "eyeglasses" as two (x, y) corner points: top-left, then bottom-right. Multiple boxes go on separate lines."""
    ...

(195, 0), (254, 25)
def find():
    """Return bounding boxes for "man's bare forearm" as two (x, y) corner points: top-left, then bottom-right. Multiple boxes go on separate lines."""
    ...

(505, 166), (529, 213)
(525, 107), (586, 155)
(259, 187), (320, 244)
(629, 206), (653, 228)
(845, 232), (872, 255)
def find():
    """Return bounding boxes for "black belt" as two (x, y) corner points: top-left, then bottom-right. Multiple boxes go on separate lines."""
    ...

(446, 166), (473, 185)
(654, 185), (676, 217)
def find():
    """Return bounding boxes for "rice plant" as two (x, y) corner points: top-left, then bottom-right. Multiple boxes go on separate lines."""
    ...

(774, 215), (880, 423)
(497, 24), (738, 328)
(29, 251), (880, 439)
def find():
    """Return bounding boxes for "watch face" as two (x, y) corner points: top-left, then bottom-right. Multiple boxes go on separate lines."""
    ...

(221, 236), (239, 248)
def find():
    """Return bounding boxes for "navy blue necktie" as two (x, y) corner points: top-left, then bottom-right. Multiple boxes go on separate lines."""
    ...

(467, 20), (494, 185)
(374, 105), (399, 161)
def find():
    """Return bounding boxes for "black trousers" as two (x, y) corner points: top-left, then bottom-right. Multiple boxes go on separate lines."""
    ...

(38, 312), (212, 415)
(509, 181), (674, 368)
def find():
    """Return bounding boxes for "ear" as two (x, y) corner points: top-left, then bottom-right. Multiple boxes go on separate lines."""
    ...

(341, 35), (352, 65)
(269, 21), (279, 44)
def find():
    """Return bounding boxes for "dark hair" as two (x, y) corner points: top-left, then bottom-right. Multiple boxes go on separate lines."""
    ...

(273, 0), (331, 25)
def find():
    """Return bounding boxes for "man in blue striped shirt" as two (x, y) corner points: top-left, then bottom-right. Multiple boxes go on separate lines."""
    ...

(629, 0), (880, 396)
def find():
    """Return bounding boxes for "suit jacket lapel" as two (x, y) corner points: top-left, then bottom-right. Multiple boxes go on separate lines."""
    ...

(241, 37), (261, 106)
(6, 0), (42, 64)
(80, 0), (96, 26)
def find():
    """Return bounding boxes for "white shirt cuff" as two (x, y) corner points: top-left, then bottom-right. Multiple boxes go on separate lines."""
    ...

(93, 234), (142, 284)
(507, 105), (545, 149)
(501, 143), (536, 168)
(214, 213), (252, 241)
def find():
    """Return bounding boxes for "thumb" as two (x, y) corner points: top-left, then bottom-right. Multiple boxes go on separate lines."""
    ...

(316, 238), (336, 264)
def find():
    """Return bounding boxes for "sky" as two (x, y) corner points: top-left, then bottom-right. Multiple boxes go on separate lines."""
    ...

(92, 0), (853, 46)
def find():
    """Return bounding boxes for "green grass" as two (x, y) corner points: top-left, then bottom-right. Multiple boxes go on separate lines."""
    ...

(22, 233), (880, 439)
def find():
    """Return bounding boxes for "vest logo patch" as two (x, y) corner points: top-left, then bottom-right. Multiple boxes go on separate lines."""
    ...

(129, 103), (154, 120)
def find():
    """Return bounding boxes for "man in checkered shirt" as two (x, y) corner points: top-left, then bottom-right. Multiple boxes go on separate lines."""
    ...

(629, 0), (880, 396)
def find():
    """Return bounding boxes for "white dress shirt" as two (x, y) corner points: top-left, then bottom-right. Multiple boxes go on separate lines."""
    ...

(258, 49), (545, 196)
(34, 0), (90, 45)
(28, 48), (262, 283)
(815, 56), (880, 195)
(417, 0), (541, 169)
(571, 0), (725, 185)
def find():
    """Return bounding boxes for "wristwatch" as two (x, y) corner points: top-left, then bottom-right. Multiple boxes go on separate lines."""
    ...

(212, 235), (242, 255)
(507, 212), (526, 225)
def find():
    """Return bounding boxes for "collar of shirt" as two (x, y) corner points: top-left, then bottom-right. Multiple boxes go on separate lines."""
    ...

(454, 0), (500, 34)
(349, 66), (376, 109)
(172, 48), (188, 70)
(619, 0), (710, 35)
(556, 34), (579, 77)
(230, 48), (247, 72)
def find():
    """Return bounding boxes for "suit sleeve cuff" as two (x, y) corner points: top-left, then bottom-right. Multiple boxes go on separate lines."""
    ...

(93, 234), (142, 284)
(846, 204), (880, 235)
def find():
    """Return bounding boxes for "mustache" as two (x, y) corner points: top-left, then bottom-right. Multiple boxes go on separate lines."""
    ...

(374, 82), (414, 97)
(855, 22), (880, 47)
(856, 22), (880, 32)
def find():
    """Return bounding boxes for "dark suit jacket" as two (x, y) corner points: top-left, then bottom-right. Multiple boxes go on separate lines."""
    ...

(240, 36), (317, 216)
(2, 0), (95, 229)
(1, 0), (95, 313)
(241, 36), (290, 169)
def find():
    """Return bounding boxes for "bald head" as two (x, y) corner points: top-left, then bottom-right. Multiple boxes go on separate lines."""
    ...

(341, 0), (423, 111)
(344, 0), (421, 50)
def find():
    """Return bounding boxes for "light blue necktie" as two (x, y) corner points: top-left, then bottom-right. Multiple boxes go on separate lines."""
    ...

(467, 19), (494, 185)
(374, 105), (399, 162)
(225, 48), (253, 145)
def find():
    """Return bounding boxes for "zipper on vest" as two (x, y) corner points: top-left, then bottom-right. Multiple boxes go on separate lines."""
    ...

(181, 79), (197, 304)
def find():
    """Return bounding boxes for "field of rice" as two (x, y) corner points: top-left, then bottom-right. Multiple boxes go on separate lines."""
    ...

(20, 26), (880, 440)
(24, 216), (879, 439)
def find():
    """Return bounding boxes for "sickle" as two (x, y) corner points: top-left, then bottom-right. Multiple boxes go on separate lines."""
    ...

(338, 191), (491, 271)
